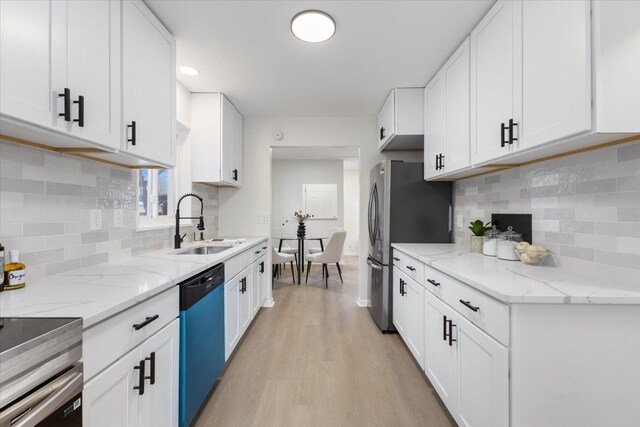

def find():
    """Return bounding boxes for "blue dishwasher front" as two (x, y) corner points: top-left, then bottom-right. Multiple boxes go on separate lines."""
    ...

(179, 263), (225, 427)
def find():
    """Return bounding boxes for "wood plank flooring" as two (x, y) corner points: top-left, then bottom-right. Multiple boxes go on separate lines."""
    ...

(194, 256), (456, 427)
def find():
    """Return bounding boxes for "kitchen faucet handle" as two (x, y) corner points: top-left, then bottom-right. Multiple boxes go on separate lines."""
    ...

(180, 233), (186, 242)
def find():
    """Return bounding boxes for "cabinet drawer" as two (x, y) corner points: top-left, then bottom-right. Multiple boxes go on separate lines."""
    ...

(250, 244), (267, 263)
(423, 264), (456, 307)
(392, 250), (423, 284)
(453, 281), (509, 345)
(226, 249), (252, 280)
(83, 286), (179, 380)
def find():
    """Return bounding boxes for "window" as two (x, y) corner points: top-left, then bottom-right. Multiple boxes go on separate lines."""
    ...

(138, 169), (175, 228)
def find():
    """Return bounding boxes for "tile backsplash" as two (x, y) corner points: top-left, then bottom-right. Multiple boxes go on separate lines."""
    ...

(453, 138), (640, 270)
(0, 140), (219, 281)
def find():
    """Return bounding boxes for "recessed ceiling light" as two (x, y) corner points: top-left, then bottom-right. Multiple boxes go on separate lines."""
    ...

(290, 10), (336, 43)
(179, 66), (199, 76)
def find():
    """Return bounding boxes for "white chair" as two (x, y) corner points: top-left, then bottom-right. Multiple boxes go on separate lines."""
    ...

(305, 231), (347, 288)
(272, 248), (298, 285)
(309, 228), (342, 255)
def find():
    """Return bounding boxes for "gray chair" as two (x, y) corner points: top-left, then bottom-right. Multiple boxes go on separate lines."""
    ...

(305, 231), (347, 288)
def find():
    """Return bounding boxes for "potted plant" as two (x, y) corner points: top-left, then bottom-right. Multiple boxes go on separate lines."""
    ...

(468, 219), (492, 253)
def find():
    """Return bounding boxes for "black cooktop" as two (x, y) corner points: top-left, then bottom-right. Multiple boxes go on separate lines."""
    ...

(0, 317), (80, 353)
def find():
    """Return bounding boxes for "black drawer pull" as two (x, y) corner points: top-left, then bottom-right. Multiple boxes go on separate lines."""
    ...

(459, 299), (480, 312)
(260, 261), (265, 274)
(442, 315), (448, 341)
(232, 169), (238, 181)
(447, 319), (457, 346)
(500, 122), (508, 147)
(127, 121), (137, 145)
(406, 266), (416, 272)
(255, 250), (261, 254)
(133, 359), (145, 395)
(59, 88), (71, 122)
(73, 95), (84, 127)
(133, 314), (159, 330)
(393, 257), (400, 261)
(427, 279), (440, 287)
(145, 352), (156, 385)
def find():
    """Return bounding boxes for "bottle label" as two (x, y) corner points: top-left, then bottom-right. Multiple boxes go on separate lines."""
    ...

(8, 269), (26, 286)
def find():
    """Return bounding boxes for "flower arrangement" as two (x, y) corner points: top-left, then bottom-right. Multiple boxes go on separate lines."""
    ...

(283, 211), (314, 225)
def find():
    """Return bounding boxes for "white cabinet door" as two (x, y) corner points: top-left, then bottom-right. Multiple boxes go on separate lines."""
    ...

(251, 259), (262, 317)
(225, 274), (241, 360)
(470, 0), (522, 164)
(239, 267), (252, 333)
(139, 319), (179, 427)
(457, 315), (509, 427)
(0, 0), (65, 132)
(405, 278), (425, 370)
(122, 0), (174, 166)
(518, 0), (591, 150)
(392, 268), (406, 337)
(444, 37), (471, 173)
(258, 257), (267, 307)
(65, 0), (121, 149)
(424, 71), (446, 180)
(83, 345), (140, 427)
(232, 105), (244, 187)
(424, 292), (458, 414)
(377, 91), (395, 148)
(221, 96), (235, 184)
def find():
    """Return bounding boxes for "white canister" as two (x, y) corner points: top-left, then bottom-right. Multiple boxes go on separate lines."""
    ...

(497, 226), (522, 261)
(482, 225), (499, 257)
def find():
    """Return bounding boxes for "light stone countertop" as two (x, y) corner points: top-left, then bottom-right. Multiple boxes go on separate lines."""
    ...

(0, 237), (268, 328)
(391, 243), (640, 304)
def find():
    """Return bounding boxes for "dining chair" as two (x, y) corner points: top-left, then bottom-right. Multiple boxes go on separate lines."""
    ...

(305, 231), (347, 288)
(272, 248), (297, 285)
(308, 227), (342, 255)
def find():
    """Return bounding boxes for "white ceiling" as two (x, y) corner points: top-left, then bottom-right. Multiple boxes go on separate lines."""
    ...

(146, 0), (494, 117)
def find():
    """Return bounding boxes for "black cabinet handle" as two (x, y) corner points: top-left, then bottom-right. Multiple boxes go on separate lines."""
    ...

(58, 88), (71, 122)
(440, 154), (444, 170)
(442, 315), (448, 341)
(73, 95), (84, 127)
(501, 122), (509, 147)
(399, 278), (404, 296)
(262, 246), (267, 250)
(427, 279), (440, 287)
(260, 261), (264, 274)
(380, 127), (386, 140)
(508, 118), (518, 144)
(406, 266), (416, 272)
(435, 154), (439, 171)
(447, 319), (457, 346)
(145, 352), (156, 385)
(232, 169), (238, 181)
(459, 299), (480, 312)
(133, 314), (159, 330)
(393, 257), (400, 262)
(133, 359), (146, 395)
(127, 121), (137, 146)
(255, 250), (261, 254)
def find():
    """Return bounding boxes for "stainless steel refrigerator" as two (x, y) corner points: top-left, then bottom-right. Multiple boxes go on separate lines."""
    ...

(367, 160), (452, 332)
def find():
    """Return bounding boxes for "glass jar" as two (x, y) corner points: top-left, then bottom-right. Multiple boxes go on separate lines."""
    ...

(497, 226), (522, 261)
(482, 225), (500, 257)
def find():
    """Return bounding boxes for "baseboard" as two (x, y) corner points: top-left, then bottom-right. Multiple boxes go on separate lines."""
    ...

(356, 298), (371, 308)
(343, 251), (359, 256)
(262, 298), (275, 308)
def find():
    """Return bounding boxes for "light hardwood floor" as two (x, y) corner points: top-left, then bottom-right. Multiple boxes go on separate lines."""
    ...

(194, 256), (456, 427)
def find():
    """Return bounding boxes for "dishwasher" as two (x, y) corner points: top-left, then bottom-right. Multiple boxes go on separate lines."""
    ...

(179, 263), (225, 427)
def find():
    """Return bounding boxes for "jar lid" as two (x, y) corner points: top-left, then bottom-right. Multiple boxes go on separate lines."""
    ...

(484, 225), (500, 238)
(498, 225), (522, 241)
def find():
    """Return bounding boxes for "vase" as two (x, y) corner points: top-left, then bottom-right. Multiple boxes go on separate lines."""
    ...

(470, 236), (483, 253)
(297, 222), (306, 238)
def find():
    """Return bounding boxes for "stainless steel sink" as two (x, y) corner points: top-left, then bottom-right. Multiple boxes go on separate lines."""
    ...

(177, 245), (233, 255)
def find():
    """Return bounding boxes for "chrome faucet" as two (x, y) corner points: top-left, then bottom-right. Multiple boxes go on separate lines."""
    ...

(175, 193), (205, 249)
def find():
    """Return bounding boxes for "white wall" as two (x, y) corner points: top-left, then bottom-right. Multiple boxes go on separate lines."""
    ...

(218, 116), (421, 306)
(343, 168), (360, 255)
(271, 159), (344, 251)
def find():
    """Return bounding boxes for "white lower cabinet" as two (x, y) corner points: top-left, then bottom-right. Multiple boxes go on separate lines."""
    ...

(224, 273), (241, 360)
(392, 267), (406, 336)
(404, 278), (425, 370)
(83, 318), (179, 427)
(252, 255), (266, 317)
(238, 267), (252, 334)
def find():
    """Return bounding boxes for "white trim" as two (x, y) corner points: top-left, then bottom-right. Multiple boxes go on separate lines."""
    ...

(262, 298), (275, 308)
(356, 298), (371, 308)
(344, 251), (359, 256)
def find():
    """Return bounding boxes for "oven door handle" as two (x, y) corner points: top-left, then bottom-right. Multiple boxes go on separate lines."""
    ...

(0, 364), (83, 427)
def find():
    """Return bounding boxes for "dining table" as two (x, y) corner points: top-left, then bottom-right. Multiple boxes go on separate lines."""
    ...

(274, 236), (328, 284)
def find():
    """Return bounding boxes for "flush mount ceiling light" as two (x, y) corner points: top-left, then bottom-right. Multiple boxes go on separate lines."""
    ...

(290, 10), (336, 43)
(179, 65), (199, 76)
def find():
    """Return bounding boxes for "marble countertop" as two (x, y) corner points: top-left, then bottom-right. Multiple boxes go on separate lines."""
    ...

(392, 243), (640, 304)
(0, 237), (268, 329)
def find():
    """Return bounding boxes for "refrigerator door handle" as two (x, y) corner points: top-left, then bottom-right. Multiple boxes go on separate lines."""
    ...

(372, 183), (379, 241)
(448, 205), (453, 233)
(367, 258), (383, 271)
(368, 184), (374, 245)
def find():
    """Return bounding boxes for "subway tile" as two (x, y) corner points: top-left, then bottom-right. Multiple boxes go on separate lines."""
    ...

(2, 237), (44, 253)
(1, 208), (43, 223)
(64, 244), (96, 259)
(574, 207), (617, 222)
(618, 142), (640, 162)
(81, 231), (109, 244)
(46, 182), (82, 196)
(618, 207), (640, 222)
(0, 177), (44, 194)
(22, 248), (64, 265)
(617, 176), (640, 192)
(593, 192), (640, 207)
(0, 141), (45, 166)
(559, 221), (595, 234)
(0, 192), (23, 208)
(595, 250), (640, 270)
(23, 222), (64, 237)
(596, 222), (640, 238)
(543, 208), (575, 220)
(574, 234), (617, 252)
(558, 245), (594, 262)
(0, 159), (23, 178)
(576, 178), (616, 194)
(109, 168), (132, 181)
(544, 232), (575, 245)
(44, 234), (81, 249)
(0, 222), (22, 239)
(485, 174), (501, 185)
(617, 237), (640, 256)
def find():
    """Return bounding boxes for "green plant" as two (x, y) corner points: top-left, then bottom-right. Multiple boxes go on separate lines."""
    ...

(468, 219), (492, 236)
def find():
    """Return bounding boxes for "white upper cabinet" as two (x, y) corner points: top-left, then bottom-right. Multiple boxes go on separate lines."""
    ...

(377, 88), (424, 151)
(191, 93), (244, 187)
(470, 0), (522, 165)
(424, 37), (471, 180)
(121, 0), (175, 167)
(518, 0), (591, 151)
(1, 0), (121, 150)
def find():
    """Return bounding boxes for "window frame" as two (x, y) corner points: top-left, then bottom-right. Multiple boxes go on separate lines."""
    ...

(137, 168), (177, 230)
